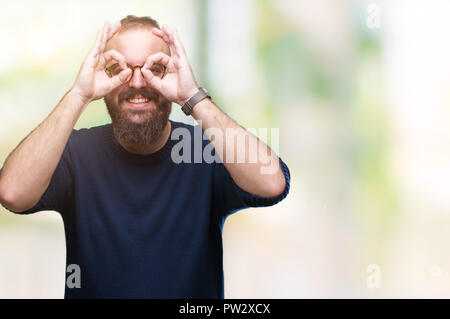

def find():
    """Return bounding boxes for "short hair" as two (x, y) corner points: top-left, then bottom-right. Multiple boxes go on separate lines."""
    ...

(119, 15), (160, 33)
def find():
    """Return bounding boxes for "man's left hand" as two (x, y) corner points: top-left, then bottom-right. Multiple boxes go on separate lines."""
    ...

(142, 25), (199, 106)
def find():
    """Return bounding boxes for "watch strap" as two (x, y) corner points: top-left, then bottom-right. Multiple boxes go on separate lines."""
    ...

(181, 88), (210, 115)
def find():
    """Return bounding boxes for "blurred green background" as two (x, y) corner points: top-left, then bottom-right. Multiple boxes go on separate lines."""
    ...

(2, 0), (450, 298)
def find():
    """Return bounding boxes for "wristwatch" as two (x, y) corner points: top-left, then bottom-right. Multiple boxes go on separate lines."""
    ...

(181, 87), (211, 115)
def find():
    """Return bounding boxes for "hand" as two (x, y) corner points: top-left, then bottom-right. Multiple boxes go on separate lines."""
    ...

(141, 25), (199, 106)
(71, 21), (132, 104)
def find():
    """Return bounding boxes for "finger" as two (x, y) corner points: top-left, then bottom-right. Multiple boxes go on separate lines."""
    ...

(103, 20), (110, 32)
(152, 27), (164, 38)
(162, 25), (175, 48)
(110, 68), (132, 89)
(162, 25), (183, 58)
(93, 24), (106, 56)
(107, 21), (121, 40)
(154, 26), (178, 58)
(152, 27), (171, 51)
(172, 29), (187, 57)
(143, 52), (171, 69)
(165, 25), (175, 42)
(88, 28), (103, 59)
(99, 21), (110, 53)
(141, 68), (163, 92)
(141, 52), (170, 90)
(152, 28), (175, 55)
(101, 49), (127, 69)
(84, 28), (105, 69)
(161, 25), (172, 43)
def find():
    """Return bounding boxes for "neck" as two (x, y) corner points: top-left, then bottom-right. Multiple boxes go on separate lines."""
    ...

(113, 121), (172, 155)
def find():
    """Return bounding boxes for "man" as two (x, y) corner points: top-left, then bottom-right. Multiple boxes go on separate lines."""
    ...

(0, 15), (290, 298)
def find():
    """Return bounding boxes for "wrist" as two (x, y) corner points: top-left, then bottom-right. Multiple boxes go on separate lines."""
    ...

(68, 87), (92, 107)
(180, 87), (200, 106)
(181, 87), (211, 116)
(190, 97), (214, 118)
(66, 88), (91, 112)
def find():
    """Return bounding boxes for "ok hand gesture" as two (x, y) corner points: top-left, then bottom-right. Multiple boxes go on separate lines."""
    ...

(71, 21), (132, 104)
(141, 25), (199, 106)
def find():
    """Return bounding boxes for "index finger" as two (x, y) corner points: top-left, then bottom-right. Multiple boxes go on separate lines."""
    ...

(102, 49), (127, 70)
(86, 27), (105, 64)
(99, 21), (111, 53)
(143, 52), (171, 69)
(85, 22), (110, 65)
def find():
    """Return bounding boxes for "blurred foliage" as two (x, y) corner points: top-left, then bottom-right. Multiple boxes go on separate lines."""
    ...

(349, 12), (398, 267)
(255, 0), (333, 110)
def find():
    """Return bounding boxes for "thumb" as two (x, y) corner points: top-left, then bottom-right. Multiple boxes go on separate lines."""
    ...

(110, 68), (132, 89)
(142, 69), (162, 92)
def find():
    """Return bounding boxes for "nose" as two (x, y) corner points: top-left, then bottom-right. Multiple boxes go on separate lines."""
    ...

(128, 66), (147, 89)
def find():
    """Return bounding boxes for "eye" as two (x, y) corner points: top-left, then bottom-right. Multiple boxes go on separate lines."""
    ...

(105, 63), (123, 77)
(150, 64), (165, 78)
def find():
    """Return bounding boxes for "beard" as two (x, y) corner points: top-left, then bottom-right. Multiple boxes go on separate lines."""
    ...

(104, 88), (172, 146)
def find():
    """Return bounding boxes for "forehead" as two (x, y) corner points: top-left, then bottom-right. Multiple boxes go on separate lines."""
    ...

(105, 28), (169, 65)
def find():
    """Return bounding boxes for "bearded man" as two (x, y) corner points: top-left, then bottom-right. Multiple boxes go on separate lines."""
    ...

(0, 15), (290, 298)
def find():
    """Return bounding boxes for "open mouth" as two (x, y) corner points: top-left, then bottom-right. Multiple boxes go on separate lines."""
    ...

(124, 96), (152, 108)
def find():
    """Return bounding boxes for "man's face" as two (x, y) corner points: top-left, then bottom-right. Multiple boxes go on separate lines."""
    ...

(104, 27), (172, 145)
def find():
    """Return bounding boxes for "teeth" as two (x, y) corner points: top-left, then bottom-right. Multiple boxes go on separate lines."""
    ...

(127, 98), (149, 104)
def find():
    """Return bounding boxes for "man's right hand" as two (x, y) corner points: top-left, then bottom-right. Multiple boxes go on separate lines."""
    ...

(70, 21), (132, 105)
(0, 21), (134, 213)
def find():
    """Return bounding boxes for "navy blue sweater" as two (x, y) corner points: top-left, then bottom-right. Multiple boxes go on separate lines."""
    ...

(9, 120), (290, 298)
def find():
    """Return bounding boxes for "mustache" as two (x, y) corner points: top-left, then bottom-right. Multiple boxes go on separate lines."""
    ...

(119, 89), (160, 103)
